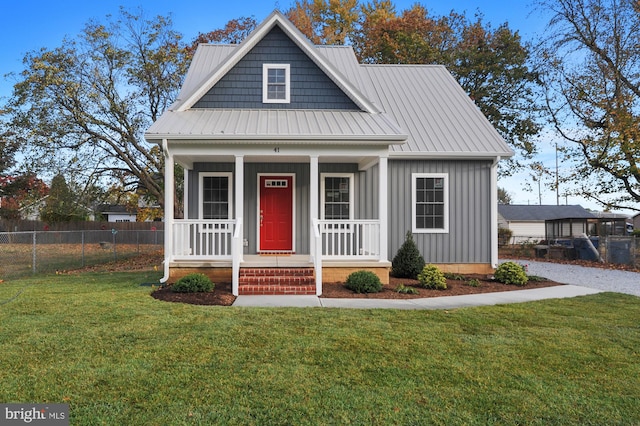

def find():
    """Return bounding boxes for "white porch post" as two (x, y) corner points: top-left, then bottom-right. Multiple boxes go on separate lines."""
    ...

(161, 139), (174, 282)
(233, 155), (245, 296)
(182, 167), (189, 219)
(235, 155), (244, 225)
(309, 155), (321, 294)
(379, 156), (388, 262)
(490, 157), (500, 269)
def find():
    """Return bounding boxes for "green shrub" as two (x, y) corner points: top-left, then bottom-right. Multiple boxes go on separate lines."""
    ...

(527, 275), (547, 282)
(391, 231), (425, 279)
(395, 284), (419, 294)
(345, 270), (383, 294)
(418, 264), (447, 290)
(172, 273), (215, 293)
(494, 262), (528, 286)
(444, 272), (465, 281)
(465, 278), (481, 287)
(498, 227), (513, 246)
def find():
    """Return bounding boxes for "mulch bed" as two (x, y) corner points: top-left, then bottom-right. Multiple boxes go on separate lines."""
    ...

(150, 275), (561, 306)
(152, 282), (237, 306)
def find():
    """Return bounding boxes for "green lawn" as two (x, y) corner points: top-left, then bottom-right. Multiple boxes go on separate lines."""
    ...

(1, 271), (639, 425)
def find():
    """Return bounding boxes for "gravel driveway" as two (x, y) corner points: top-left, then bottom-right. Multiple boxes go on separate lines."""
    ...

(502, 259), (640, 297)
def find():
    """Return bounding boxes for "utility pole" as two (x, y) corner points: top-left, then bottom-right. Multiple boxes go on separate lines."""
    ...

(556, 141), (560, 206)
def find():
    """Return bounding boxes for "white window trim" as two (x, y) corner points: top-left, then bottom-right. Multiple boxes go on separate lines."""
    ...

(320, 173), (354, 220)
(199, 172), (233, 220)
(412, 173), (449, 234)
(262, 63), (290, 104)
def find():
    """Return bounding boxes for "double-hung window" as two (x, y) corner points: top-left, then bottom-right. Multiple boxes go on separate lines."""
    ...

(321, 174), (353, 220)
(263, 64), (290, 103)
(412, 173), (448, 233)
(200, 172), (232, 219)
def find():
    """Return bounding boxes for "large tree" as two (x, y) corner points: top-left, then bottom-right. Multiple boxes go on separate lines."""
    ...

(2, 8), (188, 211)
(40, 174), (87, 222)
(356, 4), (541, 165)
(187, 16), (258, 57)
(0, 122), (19, 174)
(287, 0), (360, 45)
(0, 174), (48, 220)
(538, 0), (640, 210)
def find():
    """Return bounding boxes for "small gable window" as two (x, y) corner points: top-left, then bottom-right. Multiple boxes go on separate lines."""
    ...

(263, 64), (290, 103)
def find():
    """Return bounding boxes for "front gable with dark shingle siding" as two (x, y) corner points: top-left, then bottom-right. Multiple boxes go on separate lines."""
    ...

(193, 26), (359, 110)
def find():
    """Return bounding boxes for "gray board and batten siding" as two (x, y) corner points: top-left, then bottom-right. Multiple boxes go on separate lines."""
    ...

(193, 26), (359, 111)
(188, 158), (492, 264)
(387, 159), (493, 265)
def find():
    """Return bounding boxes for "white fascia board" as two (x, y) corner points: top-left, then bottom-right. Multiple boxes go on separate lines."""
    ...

(167, 143), (390, 156)
(389, 150), (515, 160)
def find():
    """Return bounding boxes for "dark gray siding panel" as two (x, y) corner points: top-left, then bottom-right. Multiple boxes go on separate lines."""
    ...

(194, 26), (359, 110)
(388, 160), (492, 264)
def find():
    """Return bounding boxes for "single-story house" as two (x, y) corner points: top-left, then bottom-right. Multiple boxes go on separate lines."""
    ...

(98, 205), (138, 223)
(145, 11), (514, 296)
(498, 204), (596, 243)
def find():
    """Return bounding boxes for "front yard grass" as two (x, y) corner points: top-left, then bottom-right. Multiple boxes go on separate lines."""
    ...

(1, 271), (639, 425)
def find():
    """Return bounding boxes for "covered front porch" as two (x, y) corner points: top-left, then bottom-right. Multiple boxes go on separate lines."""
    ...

(162, 145), (394, 296)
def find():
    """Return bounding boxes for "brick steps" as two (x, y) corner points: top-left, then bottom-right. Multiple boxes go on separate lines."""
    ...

(238, 267), (316, 295)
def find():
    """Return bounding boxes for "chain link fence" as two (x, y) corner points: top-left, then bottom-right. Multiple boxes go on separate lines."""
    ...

(499, 235), (639, 269)
(0, 229), (164, 280)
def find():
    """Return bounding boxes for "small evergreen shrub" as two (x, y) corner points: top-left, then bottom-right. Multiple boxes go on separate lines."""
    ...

(444, 272), (465, 281)
(345, 270), (383, 294)
(418, 264), (447, 290)
(465, 278), (481, 287)
(391, 231), (425, 279)
(172, 273), (215, 293)
(395, 284), (419, 294)
(494, 262), (528, 286)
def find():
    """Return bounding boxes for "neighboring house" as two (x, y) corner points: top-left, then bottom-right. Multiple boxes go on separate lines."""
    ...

(633, 213), (640, 232)
(99, 205), (138, 223)
(498, 204), (596, 243)
(145, 11), (514, 296)
(18, 196), (49, 221)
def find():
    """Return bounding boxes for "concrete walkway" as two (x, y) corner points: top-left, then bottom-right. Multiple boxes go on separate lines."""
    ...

(231, 285), (603, 309)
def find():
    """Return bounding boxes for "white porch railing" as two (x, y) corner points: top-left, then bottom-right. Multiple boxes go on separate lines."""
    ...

(172, 220), (235, 260)
(317, 219), (381, 259)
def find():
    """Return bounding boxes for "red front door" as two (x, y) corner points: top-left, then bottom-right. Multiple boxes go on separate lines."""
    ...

(260, 176), (293, 251)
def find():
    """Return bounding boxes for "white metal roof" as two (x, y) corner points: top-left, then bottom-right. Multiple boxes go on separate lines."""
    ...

(146, 109), (406, 142)
(361, 65), (513, 158)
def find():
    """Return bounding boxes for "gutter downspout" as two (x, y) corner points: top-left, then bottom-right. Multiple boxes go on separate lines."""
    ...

(160, 138), (173, 283)
(490, 156), (501, 269)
